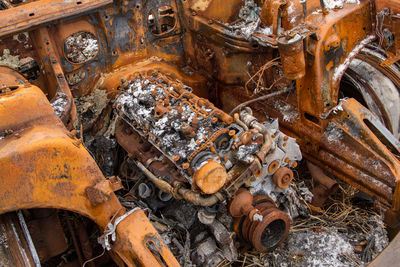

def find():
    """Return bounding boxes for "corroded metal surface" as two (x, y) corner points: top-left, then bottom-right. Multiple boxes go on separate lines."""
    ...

(0, 0), (400, 265)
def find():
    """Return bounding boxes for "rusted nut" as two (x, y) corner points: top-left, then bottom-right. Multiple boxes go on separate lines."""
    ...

(173, 155), (180, 162)
(182, 163), (190, 169)
(267, 160), (280, 174)
(272, 166), (294, 189)
(240, 131), (253, 146)
(193, 159), (227, 194)
(182, 123), (195, 136)
(154, 100), (170, 117)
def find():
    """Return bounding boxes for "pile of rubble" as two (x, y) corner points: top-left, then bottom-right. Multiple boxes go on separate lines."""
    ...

(119, 161), (388, 267)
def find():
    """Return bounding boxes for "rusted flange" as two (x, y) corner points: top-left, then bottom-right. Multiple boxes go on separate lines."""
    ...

(272, 166), (294, 188)
(238, 194), (291, 252)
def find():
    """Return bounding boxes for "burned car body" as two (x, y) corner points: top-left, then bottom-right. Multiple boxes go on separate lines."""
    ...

(0, 0), (400, 266)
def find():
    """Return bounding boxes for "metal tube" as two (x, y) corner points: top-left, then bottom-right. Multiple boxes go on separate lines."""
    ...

(135, 160), (223, 207)
(229, 87), (294, 116)
(177, 187), (222, 207)
(17, 211), (41, 267)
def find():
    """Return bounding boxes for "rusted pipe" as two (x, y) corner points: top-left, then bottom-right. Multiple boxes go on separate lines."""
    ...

(135, 161), (174, 194)
(307, 161), (339, 207)
(239, 108), (274, 162)
(177, 187), (222, 207)
(229, 87), (294, 116)
(257, 131), (274, 163)
(233, 113), (249, 131)
(135, 160), (223, 206)
(234, 113), (248, 131)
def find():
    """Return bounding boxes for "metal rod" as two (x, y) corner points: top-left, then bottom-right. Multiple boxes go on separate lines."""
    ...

(17, 211), (41, 267)
(229, 87), (294, 116)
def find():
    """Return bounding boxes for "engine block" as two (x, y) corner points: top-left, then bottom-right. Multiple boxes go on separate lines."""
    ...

(115, 72), (302, 198)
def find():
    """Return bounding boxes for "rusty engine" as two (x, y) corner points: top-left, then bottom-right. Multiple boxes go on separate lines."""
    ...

(0, 0), (400, 266)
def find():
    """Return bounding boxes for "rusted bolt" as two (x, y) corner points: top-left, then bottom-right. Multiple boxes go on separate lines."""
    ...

(173, 155), (180, 162)
(182, 163), (190, 169)
(283, 136), (288, 141)
(229, 130), (236, 136)
(208, 19), (213, 24)
(191, 11), (197, 16)
(268, 160), (280, 174)
(211, 117), (218, 124)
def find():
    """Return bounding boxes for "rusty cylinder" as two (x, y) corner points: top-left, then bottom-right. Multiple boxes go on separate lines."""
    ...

(231, 191), (291, 252)
(277, 33), (306, 80)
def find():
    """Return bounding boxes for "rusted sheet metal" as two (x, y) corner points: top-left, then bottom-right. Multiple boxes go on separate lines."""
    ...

(31, 26), (76, 128)
(1, 0), (400, 264)
(0, 0), (113, 38)
(220, 88), (400, 213)
(112, 209), (180, 267)
(0, 84), (121, 226)
(0, 81), (178, 266)
(297, 1), (373, 118)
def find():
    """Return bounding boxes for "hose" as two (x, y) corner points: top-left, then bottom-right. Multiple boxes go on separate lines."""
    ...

(177, 187), (222, 207)
(234, 113), (248, 131)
